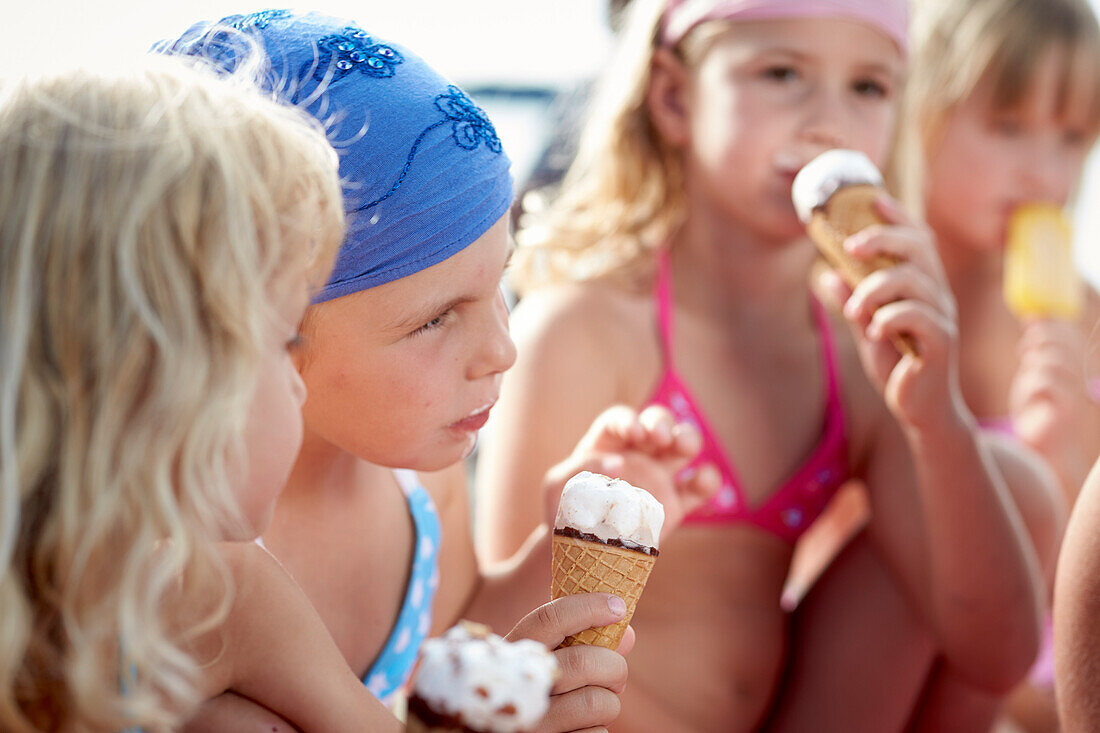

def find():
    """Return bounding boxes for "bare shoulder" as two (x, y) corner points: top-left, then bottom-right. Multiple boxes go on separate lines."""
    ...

(511, 280), (653, 353)
(509, 279), (660, 402)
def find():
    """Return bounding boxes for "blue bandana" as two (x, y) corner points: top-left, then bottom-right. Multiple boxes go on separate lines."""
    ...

(155, 10), (513, 301)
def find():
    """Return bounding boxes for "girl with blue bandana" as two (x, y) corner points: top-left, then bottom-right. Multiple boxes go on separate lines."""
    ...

(158, 10), (720, 732)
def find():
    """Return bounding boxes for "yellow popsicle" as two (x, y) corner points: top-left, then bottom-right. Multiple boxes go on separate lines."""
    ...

(1004, 203), (1082, 320)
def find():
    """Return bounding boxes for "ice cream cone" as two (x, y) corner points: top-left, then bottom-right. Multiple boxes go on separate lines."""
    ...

(806, 185), (895, 283)
(806, 185), (918, 357)
(793, 150), (918, 358)
(550, 533), (656, 649)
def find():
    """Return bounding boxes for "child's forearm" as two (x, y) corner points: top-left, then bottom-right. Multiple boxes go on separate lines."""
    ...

(214, 544), (402, 733)
(464, 524), (553, 633)
(1054, 460), (1100, 731)
(902, 412), (1045, 691)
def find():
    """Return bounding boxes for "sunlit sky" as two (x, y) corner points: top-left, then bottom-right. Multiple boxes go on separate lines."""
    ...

(5, 0), (1100, 285)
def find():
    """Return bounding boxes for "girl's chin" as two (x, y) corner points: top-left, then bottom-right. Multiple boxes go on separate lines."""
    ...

(401, 434), (477, 473)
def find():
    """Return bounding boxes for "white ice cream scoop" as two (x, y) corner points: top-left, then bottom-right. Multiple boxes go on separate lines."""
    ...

(554, 471), (665, 550)
(412, 623), (559, 733)
(791, 149), (884, 223)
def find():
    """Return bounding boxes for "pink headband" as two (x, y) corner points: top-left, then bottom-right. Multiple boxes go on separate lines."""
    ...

(660, 0), (909, 54)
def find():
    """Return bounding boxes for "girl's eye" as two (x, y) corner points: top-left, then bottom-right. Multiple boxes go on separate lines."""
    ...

(762, 66), (798, 82)
(412, 309), (453, 336)
(853, 79), (888, 98)
(1063, 128), (1088, 147)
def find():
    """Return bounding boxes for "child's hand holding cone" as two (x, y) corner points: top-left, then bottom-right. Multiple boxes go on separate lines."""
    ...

(549, 471), (664, 650)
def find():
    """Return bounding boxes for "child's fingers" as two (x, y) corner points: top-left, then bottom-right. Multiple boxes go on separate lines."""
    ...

(677, 463), (721, 507)
(550, 645), (628, 695)
(536, 686), (621, 733)
(871, 192), (918, 226)
(586, 405), (644, 449)
(617, 624), (636, 656)
(815, 267), (854, 310)
(508, 594), (628, 649)
(867, 301), (954, 361)
(638, 404), (676, 450)
(1018, 320), (1084, 360)
(845, 224), (944, 282)
(670, 421), (702, 460)
(843, 266), (954, 332)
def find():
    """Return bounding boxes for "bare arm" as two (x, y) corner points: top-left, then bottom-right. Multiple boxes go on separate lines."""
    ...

(1054, 458), (1100, 731)
(864, 411), (1046, 692)
(836, 197), (1046, 692)
(191, 543), (401, 733)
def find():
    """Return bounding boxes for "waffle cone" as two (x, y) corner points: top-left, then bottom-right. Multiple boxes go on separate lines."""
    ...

(806, 184), (894, 286)
(550, 534), (656, 649)
(807, 185), (917, 357)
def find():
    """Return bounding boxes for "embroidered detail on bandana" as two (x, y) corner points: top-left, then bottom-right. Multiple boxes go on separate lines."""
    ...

(221, 9), (291, 31)
(311, 28), (404, 82)
(435, 86), (503, 153)
(359, 85), (502, 211)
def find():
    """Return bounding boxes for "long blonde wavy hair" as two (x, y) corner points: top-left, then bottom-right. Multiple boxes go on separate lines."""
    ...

(0, 56), (343, 731)
(899, 0), (1100, 211)
(512, 0), (685, 292)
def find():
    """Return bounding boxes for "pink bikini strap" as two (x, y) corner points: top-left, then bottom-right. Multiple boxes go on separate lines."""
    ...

(654, 247), (677, 367)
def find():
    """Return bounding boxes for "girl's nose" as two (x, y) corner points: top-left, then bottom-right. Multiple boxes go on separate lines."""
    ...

(800, 86), (849, 150)
(1020, 137), (1074, 203)
(469, 290), (517, 380)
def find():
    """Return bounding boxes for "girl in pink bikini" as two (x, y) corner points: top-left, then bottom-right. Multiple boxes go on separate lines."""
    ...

(479, 0), (1056, 729)
(901, 1), (1100, 730)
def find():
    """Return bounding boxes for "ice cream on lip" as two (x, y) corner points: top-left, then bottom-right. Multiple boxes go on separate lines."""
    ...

(553, 471), (665, 554)
(791, 149), (884, 224)
(409, 622), (559, 733)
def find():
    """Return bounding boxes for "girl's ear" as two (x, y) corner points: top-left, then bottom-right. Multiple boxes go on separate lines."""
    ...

(647, 47), (692, 148)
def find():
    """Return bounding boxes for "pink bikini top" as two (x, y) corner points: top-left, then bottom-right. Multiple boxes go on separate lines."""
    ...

(647, 248), (850, 544)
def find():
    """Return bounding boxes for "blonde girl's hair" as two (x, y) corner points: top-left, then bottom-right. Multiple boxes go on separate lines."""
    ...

(0, 56), (343, 731)
(511, 0), (684, 292)
(900, 0), (1100, 209)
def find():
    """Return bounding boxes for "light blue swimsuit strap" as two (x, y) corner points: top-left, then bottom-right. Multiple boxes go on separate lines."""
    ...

(363, 469), (442, 704)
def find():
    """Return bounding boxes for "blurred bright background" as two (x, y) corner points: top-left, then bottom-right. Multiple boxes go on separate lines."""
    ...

(3, 0), (1100, 286)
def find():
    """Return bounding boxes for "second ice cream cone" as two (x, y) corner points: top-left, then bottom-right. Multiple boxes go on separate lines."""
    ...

(550, 533), (656, 649)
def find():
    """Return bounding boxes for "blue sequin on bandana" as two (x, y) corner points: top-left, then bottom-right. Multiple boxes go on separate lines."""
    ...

(221, 9), (291, 31)
(310, 28), (403, 82)
(154, 10), (513, 301)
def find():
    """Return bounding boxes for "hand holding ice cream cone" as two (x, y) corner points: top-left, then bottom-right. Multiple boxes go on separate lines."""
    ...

(550, 471), (664, 650)
(796, 151), (963, 429)
(793, 149), (918, 358)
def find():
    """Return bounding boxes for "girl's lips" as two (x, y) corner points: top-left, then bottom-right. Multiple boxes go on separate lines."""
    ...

(449, 404), (494, 433)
